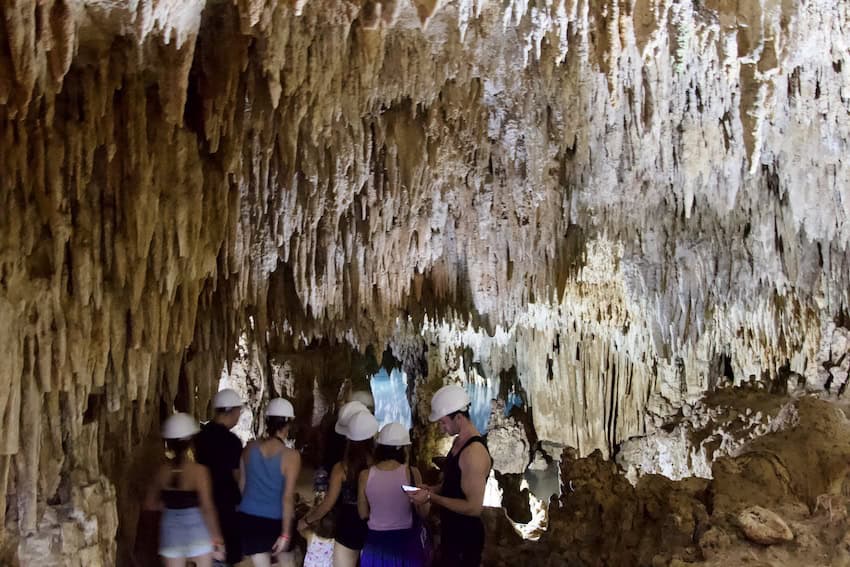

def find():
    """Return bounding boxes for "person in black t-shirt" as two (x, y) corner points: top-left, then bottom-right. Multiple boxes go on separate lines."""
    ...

(195, 388), (245, 566)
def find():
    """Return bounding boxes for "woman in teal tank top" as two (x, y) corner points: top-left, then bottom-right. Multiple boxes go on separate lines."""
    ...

(238, 398), (302, 567)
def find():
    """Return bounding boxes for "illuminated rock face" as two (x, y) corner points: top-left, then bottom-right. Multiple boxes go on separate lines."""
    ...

(0, 0), (848, 562)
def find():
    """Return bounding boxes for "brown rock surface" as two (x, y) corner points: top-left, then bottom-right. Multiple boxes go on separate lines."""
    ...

(737, 506), (793, 545)
(483, 395), (850, 566)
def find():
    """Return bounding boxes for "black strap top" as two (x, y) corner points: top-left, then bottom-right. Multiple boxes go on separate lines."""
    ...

(339, 477), (359, 506)
(161, 465), (200, 509)
(440, 436), (490, 530)
(161, 488), (200, 509)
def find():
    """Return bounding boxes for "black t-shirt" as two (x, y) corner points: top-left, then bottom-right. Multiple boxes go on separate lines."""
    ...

(194, 421), (243, 510)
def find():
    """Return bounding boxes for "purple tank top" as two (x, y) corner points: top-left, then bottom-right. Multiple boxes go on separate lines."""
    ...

(364, 465), (413, 531)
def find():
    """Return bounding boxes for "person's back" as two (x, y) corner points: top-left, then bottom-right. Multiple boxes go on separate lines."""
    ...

(334, 464), (367, 549)
(238, 398), (301, 566)
(146, 413), (224, 563)
(303, 534), (334, 567)
(358, 423), (429, 567)
(158, 461), (217, 560)
(195, 389), (244, 565)
(195, 421), (242, 507)
(240, 441), (287, 519)
(333, 411), (378, 566)
(301, 513), (336, 567)
(195, 419), (243, 565)
(160, 464), (201, 510)
(364, 464), (412, 531)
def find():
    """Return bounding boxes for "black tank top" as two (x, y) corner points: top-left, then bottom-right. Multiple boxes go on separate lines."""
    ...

(334, 476), (368, 549)
(440, 436), (490, 534)
(161, 488), (200, 509)
(161, 465), (200, 509)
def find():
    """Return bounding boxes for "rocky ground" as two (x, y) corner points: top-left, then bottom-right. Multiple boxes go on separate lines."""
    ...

(481, 392), (850, 566)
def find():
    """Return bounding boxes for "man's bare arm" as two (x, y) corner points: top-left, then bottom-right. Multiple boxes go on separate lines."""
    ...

(429, 443), (490, 517)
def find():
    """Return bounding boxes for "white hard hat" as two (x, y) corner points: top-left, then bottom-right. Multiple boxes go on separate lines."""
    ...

(377, 422), (410, 446)
(213, 388), (243, 408)
(429, 384), (470, 422)
(349, 390), (375, 410)
(345, 411), (378, 441)
(267, 398), (295, 418)
(162, 412), (200, 440)
(335, 401), (368, 435)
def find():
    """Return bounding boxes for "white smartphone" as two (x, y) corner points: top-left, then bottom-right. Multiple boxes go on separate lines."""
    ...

(401, 484), (419, 492)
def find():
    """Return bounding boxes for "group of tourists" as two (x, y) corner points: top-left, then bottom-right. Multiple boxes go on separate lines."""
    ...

(145, 384), (492, 567)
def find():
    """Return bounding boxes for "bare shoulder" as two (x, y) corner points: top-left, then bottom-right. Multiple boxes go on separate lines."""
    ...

(330, 461), (345, 480)
(460, 442), (491, 470)
(284, 446), (302, 464)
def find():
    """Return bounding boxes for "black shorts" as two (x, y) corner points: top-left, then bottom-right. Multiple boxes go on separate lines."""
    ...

(439, 517), (484, 567)
(334, 505), (368, 550)
(219, 507), (242, 563)
(239, 512), (281, 556)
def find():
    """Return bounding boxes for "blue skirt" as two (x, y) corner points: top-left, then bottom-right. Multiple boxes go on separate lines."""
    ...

(159, 507), (213, 558)
(360, 528), (424, 567)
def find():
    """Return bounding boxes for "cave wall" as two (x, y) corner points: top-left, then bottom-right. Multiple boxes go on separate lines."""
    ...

(1, 0), (849, 562)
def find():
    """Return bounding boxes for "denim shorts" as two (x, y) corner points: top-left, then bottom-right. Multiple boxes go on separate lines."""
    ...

(159, 507), (213, 558)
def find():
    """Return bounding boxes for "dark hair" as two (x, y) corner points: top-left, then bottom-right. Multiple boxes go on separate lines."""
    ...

(165, 438), (192, 463)
(314, 512), (335, 539)
(375, 444), (407, 464)
(266, 416), (292, 435)
(343, 439), (373, 480)
(448, 409), (470, 420)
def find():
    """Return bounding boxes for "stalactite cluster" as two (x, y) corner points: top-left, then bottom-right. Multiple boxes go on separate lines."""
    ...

(1, 0), (848, 562)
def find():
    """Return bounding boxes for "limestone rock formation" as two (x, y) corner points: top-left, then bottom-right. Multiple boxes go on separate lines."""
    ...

(737, 506), (793, 545)
(485, 394), (850, 566)
(616, 390), (799, 482)
(0, 0), (849, 563)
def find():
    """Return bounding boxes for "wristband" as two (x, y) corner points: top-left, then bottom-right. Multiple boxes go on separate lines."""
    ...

(277, 534), (290, 542)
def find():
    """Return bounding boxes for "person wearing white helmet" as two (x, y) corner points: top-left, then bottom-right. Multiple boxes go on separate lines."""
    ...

(238, 398), (301, 567)
(408, 384), (491, 567)
(301, 409), (377, 567)
(357, 423), (430, 566)
(348, 390), (375, 412)
(321, 400), (369, 478)
(144, 412), (225, 566)
(194, 389), (245, 566)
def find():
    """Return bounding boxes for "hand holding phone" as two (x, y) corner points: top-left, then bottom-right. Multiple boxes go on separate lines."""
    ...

(401, 484), (420, 492)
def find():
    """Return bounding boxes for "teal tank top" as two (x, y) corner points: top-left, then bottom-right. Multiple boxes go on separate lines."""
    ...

(238, 444), (287, 519)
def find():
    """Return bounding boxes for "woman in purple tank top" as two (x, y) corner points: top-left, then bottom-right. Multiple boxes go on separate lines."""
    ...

(357, 423), (430, 567)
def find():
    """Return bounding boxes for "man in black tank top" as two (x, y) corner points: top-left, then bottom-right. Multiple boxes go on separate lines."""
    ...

(410, 384), (492, 566)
